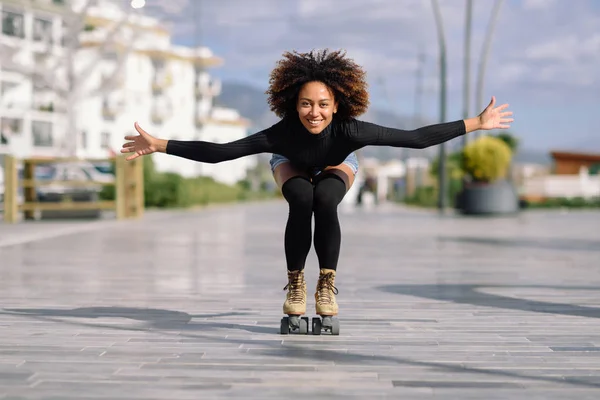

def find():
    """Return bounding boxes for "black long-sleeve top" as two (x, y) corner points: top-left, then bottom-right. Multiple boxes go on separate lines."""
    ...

(166, 115), (466, 171)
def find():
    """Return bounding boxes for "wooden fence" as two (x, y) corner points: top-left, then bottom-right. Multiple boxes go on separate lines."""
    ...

(2, 155), (143, 223)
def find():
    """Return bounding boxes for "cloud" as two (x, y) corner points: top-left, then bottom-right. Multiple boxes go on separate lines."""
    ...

(522, 0), (558, 10)
(141, 0), (600, 88)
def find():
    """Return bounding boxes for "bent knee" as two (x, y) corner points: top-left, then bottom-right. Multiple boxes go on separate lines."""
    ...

(313, 175), (347, 210)
(281, 176), (314, 209)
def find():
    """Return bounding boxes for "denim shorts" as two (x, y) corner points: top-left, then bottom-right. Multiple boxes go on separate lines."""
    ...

(269, 152), (359, 176)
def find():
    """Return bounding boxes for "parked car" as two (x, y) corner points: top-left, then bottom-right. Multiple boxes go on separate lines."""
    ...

(34, 163), (106, 219)
(1, 160), (114, 219)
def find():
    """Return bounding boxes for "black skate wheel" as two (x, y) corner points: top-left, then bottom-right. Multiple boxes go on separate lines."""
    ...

(280, 317), (290, 335)
(299, 317), (309, 334)
(312, 317), (322, 335)
(288, 315), (300, 329)
(331, 318), (340, 336)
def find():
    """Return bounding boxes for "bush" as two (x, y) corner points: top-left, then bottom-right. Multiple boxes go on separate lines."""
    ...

(143, 156), (277, 208)
(99, 156), (276, 209)
(404, 186), (438, 207)
(463, 135), (512, 183)
(525, 197), (600, 209)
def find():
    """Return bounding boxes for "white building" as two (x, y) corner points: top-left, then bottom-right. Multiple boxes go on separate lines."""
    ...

(521, 167), (600, 200)
(0, 0), (67, 160)
(0, 0), (255, 185)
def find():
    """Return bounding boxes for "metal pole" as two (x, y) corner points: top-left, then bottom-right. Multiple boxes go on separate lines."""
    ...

(414, 51), (426, 124)
(462, 0), (473, 143)
(474, 0), (504, 139)
(459, 0), (474, 198)
(431, 0), (448, 213)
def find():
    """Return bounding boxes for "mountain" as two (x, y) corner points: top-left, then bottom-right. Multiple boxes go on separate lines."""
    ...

(512, 149), (552, 165)
(213, 81), (277, 130)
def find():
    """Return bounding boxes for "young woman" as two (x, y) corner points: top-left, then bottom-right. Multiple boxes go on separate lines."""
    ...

(121, 49), (513, 334)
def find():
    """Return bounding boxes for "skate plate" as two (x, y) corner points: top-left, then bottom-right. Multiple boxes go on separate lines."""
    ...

(280, 315), (309, 335)
(311, 315), (340, 335)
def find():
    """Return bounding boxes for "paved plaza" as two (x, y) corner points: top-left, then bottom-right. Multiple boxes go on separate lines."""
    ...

(1, 201), (600, 399)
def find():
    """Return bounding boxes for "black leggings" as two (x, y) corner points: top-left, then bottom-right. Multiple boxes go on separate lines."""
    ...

(280, 174), (347, 272)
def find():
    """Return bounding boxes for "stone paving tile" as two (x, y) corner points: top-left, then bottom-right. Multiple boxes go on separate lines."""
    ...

(1, 203), (600, 398)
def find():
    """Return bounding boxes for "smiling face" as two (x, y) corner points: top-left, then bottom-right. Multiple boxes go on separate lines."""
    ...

(296, 81), (338, 134)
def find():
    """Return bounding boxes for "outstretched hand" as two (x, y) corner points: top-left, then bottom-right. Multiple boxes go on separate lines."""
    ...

(478, 96), (514, 130)
(121, 122), (162, 161)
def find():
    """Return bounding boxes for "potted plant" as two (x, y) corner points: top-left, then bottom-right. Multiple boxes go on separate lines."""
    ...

(456, 134), (519, 215)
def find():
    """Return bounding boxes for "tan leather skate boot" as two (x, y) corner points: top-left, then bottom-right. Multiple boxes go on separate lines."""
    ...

(315, 269), (339, 316)
(283, 270), (307, 315)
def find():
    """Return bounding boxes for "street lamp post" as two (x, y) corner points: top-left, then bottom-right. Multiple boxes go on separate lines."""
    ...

(430, 0), (448, 213)
(475, 0), (504, 139)
(459, 0), (474, 198)
(462, 0), (473, 143)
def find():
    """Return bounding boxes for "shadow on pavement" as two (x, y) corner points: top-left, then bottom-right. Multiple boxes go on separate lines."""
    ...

(378, 283), (600, 319)
(2, 305), (600, 389)
(1, 306), (273, 334)
(437, 235), (600, 253)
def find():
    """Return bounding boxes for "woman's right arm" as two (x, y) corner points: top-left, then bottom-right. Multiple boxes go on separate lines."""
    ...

(122, 121), (281, 163)
(165, 131), (275, 164)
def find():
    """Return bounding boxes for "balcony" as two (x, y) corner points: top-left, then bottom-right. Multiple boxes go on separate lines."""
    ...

(32, 90), (65, 114)
(0, 81), (27, 110)
(151, 104), (170, 125)
(195, 77), (221, 98)
(152, 70), (172, 94)
(0, 117), (23, 147)
(32, 17), (53, 47)
(102, 97), (122, 121)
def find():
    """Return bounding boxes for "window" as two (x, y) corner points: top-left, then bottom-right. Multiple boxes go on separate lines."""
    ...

(1, 81), (18, 96)
(100, 132), (111, 149)
(2, 11), (25, 38)
(102, 98), (116, 121)
(103, 51), (118, 61)
(61, 21), (67, 47)
(1, 81), (19, 108)
(0, 117), (22, 144)
(33, 18), (53, 43)
(32, 121), (53, 147)
(80, 131), (87, 149)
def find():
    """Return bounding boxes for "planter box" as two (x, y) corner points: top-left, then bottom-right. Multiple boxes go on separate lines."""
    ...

(456, 179), (520, 216)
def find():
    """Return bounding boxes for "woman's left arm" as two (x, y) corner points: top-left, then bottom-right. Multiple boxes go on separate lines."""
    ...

(349, 96), (513, 149)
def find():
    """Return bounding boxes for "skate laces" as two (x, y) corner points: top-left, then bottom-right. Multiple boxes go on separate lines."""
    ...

(317, 272), (338, 304)
(283, 271), (305, 303)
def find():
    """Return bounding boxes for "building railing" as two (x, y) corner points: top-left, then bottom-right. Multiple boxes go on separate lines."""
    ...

(2, 155), (144, 223)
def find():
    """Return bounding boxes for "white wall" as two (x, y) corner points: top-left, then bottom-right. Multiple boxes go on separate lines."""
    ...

(0, 0), (255, 186)
(522, 168), (600, 199)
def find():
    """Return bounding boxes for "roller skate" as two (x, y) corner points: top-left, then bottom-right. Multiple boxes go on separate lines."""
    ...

(280, 270), (309, 334)
(312, 268), (340, 335)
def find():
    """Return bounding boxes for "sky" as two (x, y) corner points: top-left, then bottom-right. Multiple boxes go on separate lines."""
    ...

(137, 0), (600, 153)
